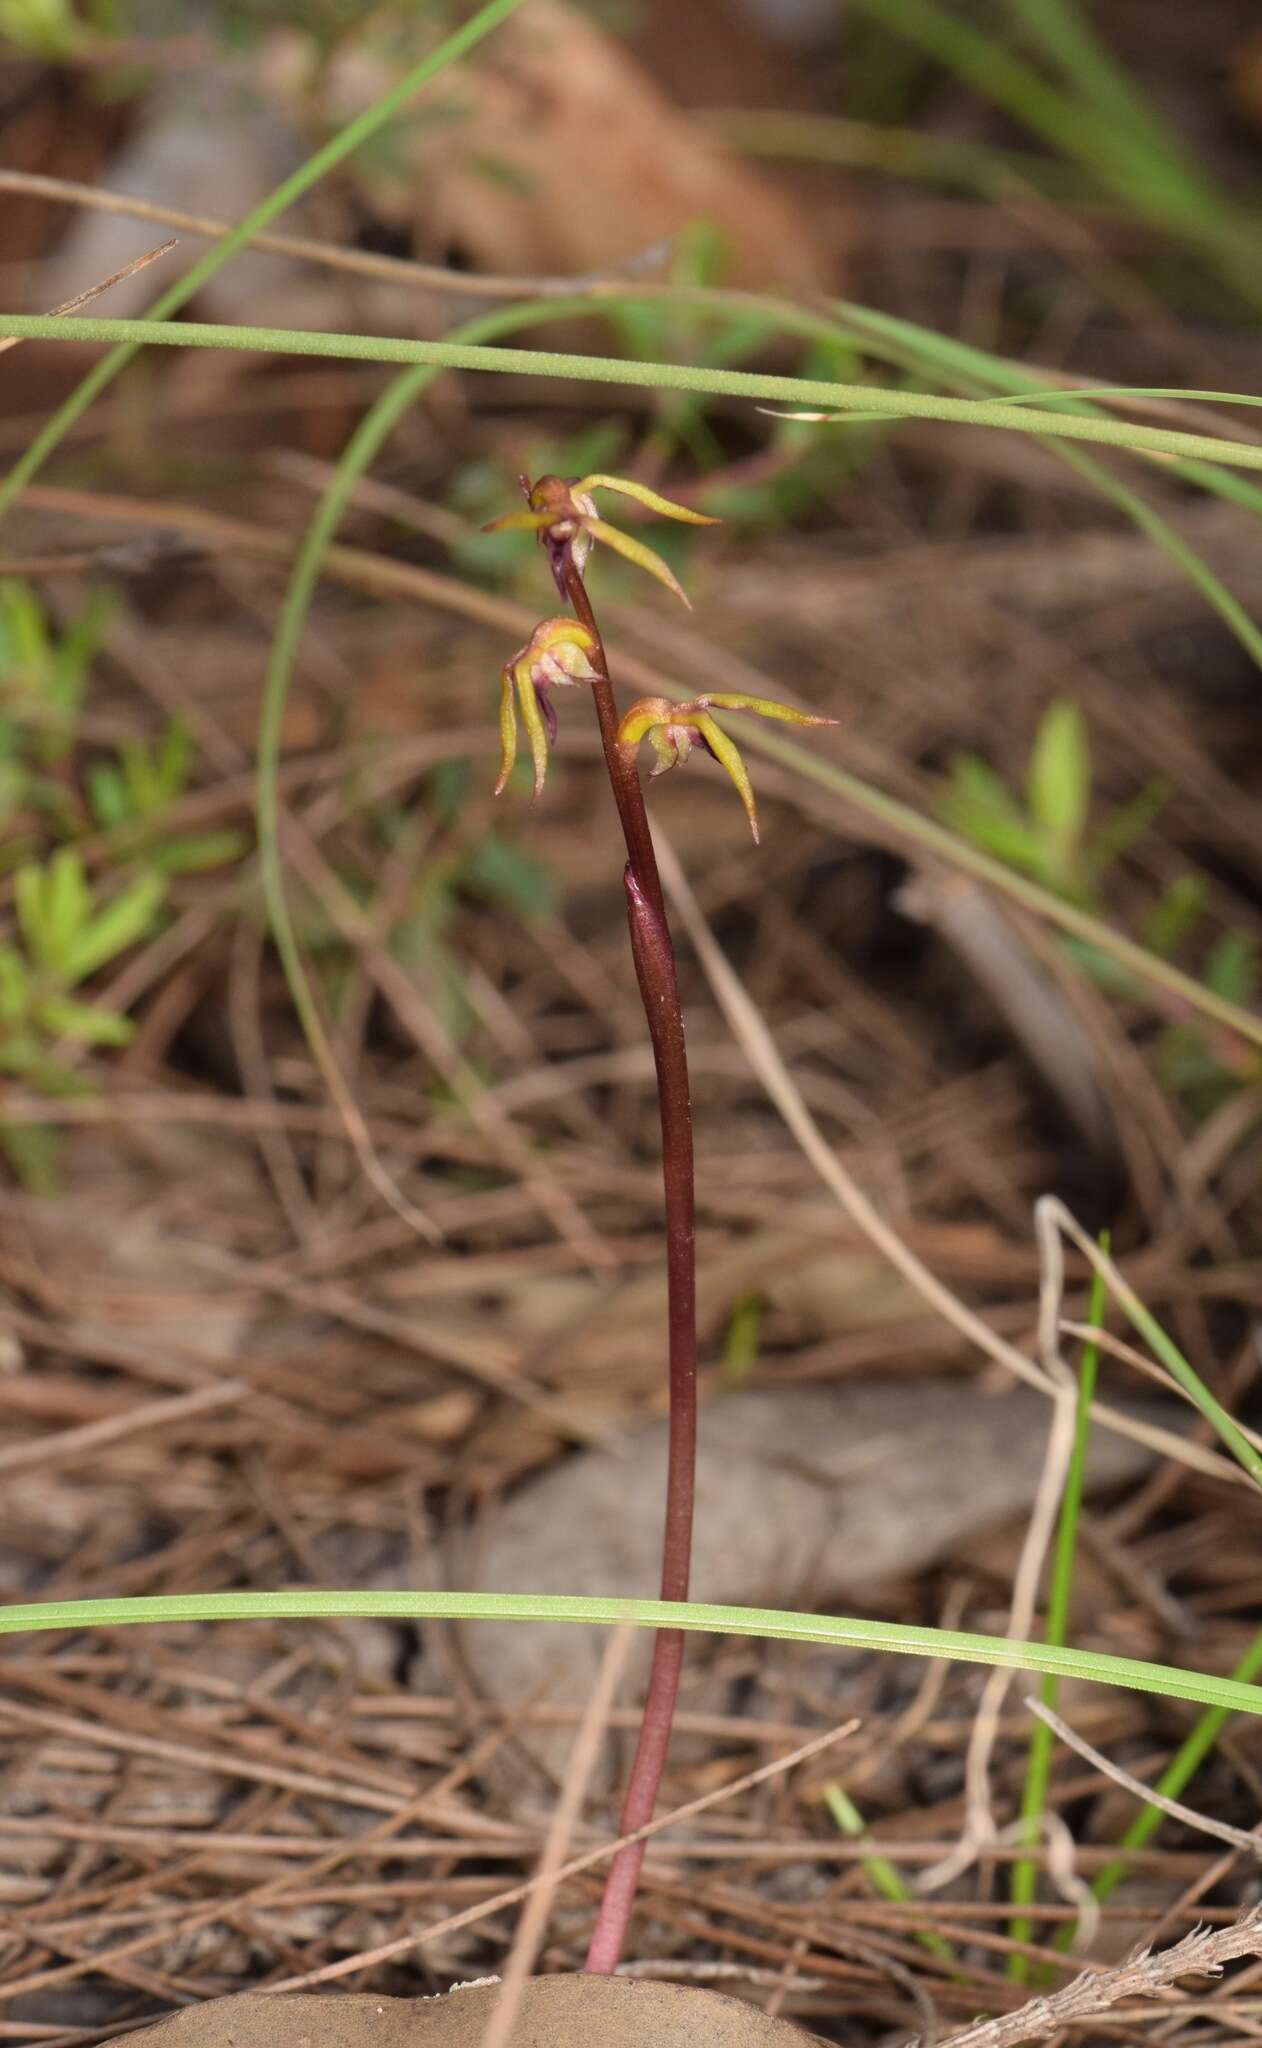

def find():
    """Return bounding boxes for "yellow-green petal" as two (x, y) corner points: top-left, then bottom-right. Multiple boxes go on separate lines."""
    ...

(701, 693), (837, 729)
(574, 474), (720, 526)
(482, 510), (551, 534)
(694, 712), (760, 843)
(494, 667), (517, 797)
(615, 696), (675, 749)
(514, 660), (551, 802)
(529, 618), (599, 674)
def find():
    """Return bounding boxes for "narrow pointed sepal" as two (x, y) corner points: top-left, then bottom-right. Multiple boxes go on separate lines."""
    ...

(615, 691), (834, 841)
(692, 712), (760, 842)
(700, 693), (838, 732)
(573, 475), (721, 527)
(494, 667), (517, 798)
(516, 674), (549, 801)
(494, 619), (602, 804)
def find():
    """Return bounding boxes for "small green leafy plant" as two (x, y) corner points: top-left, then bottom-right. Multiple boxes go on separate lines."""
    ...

(0, 848), (165, 1190)
(302, 765), (558, 1050)
(87, 719), (249, 876)
(1158, 929), (1262, 1112)
(938, 697), (1162, 906)
(0, 578), (111, 856)
(939, 699), (1261, 1112)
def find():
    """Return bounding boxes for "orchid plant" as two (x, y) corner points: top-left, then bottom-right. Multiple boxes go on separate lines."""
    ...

(486, 471), (833, 1972)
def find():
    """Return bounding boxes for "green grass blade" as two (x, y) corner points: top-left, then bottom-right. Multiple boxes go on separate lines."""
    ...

(1098, 1283), (1262, 1487)
(1055, 446), (1262, 670)
(824, 1783), (955, 1963)
(1009, 1250), (1106, 1982)
(1036, 1208), (1262, 1490)
(1085, 1629), (1262, 1913)
(1001, 0), (1199, 169)
(1, 1590), (1260, 1719)
(726, 721), (1262, 1053)
(711, 108), (1098, 202)
(6, 314), (1262, 472)
(984, 387), (1262, 412)
(0, 0), (528, 524)
(844, 0), (1225, 240)
(822, 301), (1262, 670)
(5, 274), (1257, 1051)
(254, 295), (610, 1194)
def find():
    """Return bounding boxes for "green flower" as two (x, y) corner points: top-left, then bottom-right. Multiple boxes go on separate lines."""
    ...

(484, 472), (719, 606)
(495, 617), (601, 801)
(617, 693), (836, 843)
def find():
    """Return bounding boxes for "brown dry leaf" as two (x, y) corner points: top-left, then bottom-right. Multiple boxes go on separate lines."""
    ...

(126, 1977), (818, 2044)
(404, 1), (827, 292)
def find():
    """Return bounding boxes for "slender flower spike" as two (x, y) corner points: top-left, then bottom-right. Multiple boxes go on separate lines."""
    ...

(495, 617), (601, 801)
(483, 472), (719, 607)
(617, 692), (837, 844)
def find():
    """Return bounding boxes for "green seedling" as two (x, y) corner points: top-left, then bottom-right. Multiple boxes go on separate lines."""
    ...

(823, 1783), (955, 1965)
(87, 720), (249, 875)
(720, 1290), (764, 1388)
(1159, 930), (1262, 1114)
(0, 577), (109, 767)
(0, 579), (112, 859)
(0, 848), (165, 1190)
(939, 703), (1260, 1115)
(938, 698), (1163, 906)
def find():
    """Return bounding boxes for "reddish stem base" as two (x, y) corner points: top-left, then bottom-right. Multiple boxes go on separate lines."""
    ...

(561, 562), (697, 1976)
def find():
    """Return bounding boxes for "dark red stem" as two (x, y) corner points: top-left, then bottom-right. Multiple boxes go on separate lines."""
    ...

(563, 559), (697, 1976)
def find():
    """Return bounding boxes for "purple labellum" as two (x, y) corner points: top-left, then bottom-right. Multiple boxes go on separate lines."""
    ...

(543, 533), (572, 601)
(537, 684), (559, 748)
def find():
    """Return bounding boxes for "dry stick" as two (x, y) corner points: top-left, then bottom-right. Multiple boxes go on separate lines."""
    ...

(1060, 1320), (1262, 1461)
(939, 1907), (1262, 2048)
(0, 238), (177, 356)
(0, 1380), (245, 1479)
(921, 1221), (1084, 1895)
(276, 809), (610, 1270)
(920, 1374), (1078, 1897)
(0, 1706), (537, 2011)
(0, 169), (643, 302)
(266, 1718), (860, 1993)
(1027, 1698), (1262, 1861)
(482, 1627), (633, 2048)
(561, 558), (698, 1976)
